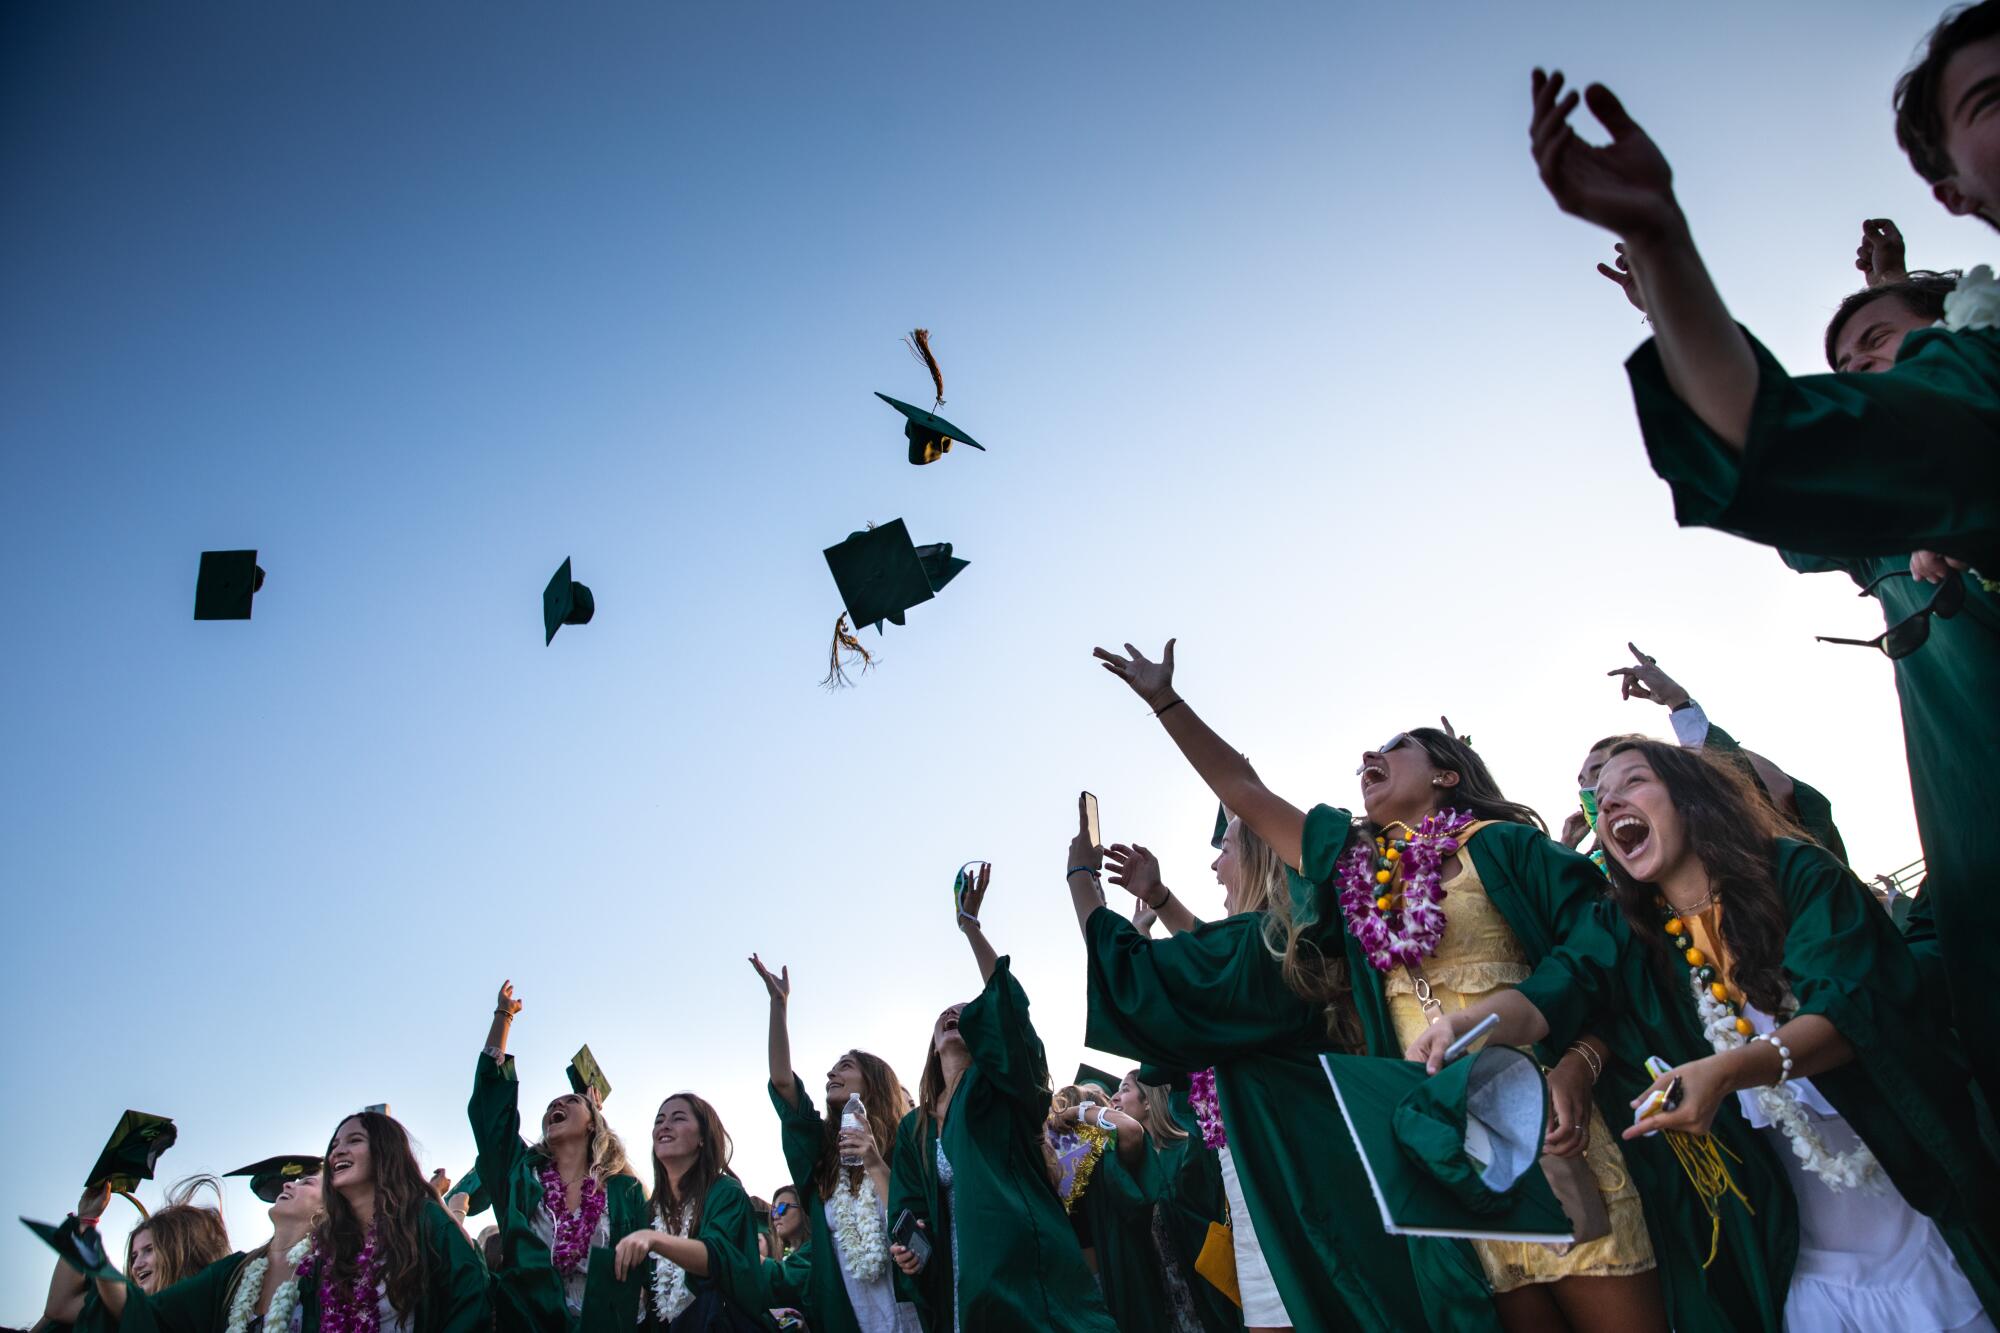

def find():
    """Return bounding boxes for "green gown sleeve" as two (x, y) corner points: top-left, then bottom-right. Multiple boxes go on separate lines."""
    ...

(1627, 326), (2000, 567)
(958, 955), (1053, 1123)
(423, 1201), (493, 1333)
(887, 1110), (946, 1329)
(770, 1077), (825, 1193)
(696, 1176), (776, 1327)
(467, 1051), (525, 1221)
(115, 1252), (246, 1333)
(1513, 897), (1638, 1052)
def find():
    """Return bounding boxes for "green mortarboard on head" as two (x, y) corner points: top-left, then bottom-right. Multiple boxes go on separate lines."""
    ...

(542, 557), (596, 645)
(22, 1217), (125, 1284)
(567, 1045), (612, 1104)
(194, 551), (265, 620)
(875, 393), (986, 467)
(1074, 1064), (1122, 1097)
(1211, 804), (1231, 851)
(226, 1155), (323, 1204)
(85, 1111), (177, 1195)
(1321, 1049), (1571, 1242)
(446, 1164), (491, 1218)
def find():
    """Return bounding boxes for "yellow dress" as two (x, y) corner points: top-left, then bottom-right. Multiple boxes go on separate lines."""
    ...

(1384, 826), (1656, 1293)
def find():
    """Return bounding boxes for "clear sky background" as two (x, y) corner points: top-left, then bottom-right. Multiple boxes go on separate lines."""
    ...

(0, 0), (1971, 1312)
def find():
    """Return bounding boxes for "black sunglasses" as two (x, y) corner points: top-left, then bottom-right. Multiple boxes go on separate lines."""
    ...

(1353, 733), (1411, 775)
(1815, 568), (1963, 660)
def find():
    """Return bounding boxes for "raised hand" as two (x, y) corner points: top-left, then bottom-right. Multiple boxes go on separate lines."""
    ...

(1606, 642), (1689, 709)
(429, 1168), (452, 1198)
(748, 954), (791, 1006)
(496, 980), (523, 1019)
(1068, 795), (1105, 882)
(1911, 550), (1967, 584)
(1093, 639), (1177, 708)
(957, 861), (991, 929)
(1531, 70), (1679, 243)
(1559, 809), (1591, 850)
(1857, 218), (1909, 288)
(1104, 844), (1164, 908)
(1596, 243), (1646, 312)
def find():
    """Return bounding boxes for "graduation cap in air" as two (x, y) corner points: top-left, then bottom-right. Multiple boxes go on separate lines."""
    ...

(567, 1045), (611, 1104)
(194, 551), (265, 620)
(820, 519), (969, 686)
(85, 1111), (176, 1197)
(879, 328), (984, 466)
(445, 1165), (491, 1218)
(227, 1155), (322, 1204)
(21, 1217), (124, 1284)
(542, 558), (595, 645)
(1074, 1064), (1122, 1098)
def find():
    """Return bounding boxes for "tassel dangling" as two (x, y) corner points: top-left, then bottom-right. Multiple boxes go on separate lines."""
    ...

(822, 613), (874, 688)
(1663, 1130), (1751, 1266)
(903, 328), (945, 407)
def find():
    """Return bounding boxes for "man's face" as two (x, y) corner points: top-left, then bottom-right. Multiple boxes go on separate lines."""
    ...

(1934, 32), (2000, 225)
(1832, 293), (1933, 373)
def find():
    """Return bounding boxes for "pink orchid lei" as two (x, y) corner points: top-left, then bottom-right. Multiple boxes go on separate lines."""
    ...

(538, 1161), (605, 1276)
(1335, 809), (1474, 973)
(1188, 1067), (1226, 1149)
(309, 1229), (382, 1333)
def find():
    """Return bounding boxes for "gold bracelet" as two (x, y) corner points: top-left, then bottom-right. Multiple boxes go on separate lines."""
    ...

(1566, 1041), (1604, 1084)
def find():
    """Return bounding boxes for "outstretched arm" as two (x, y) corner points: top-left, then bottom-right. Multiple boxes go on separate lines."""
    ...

(1093, 640), (1308, 869)
(1106, 844), (1200, 934)
(957, 863), (999, 983)
(749, 955), (795, 1103)
(485, 980), (520, 1057)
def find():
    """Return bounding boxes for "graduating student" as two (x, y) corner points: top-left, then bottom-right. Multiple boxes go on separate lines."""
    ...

(117, 1165), (320, 1333)
(745, 953), (919, 1333)
(1089, 643), (1679, 1333)
(607, 1093), (767, 1330)
(1413, 740), (2000, 1329)
(472, 981), (649, 1331)
(884, 867), (1116, 1333)
(46, 1181), (234, 1333)
(305, 1110), (488, 1332)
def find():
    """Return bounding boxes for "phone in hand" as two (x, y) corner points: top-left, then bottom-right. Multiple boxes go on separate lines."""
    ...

(1632, 1055), (1683, 1126)
(1441, 1013), (1500, 1065)
(1082, 791), (1102, 850)
(890, 1208), (932, 1271)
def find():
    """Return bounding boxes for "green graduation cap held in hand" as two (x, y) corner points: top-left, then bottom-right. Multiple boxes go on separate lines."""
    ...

(1321, 1047), (1572, 1243)
(22, 1217), (125, 1283)
(86, 1111), (177, 1196)
(446, 1164), (491, 1218)
(543, 558), (595, 645)
(194, 551), (265, 620)
(226, 1154), (323, 1204)
(567, 1045), (611, 1104)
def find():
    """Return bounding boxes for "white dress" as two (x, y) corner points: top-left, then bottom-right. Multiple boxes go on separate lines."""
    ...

(1216, 1144), (1291, 1327)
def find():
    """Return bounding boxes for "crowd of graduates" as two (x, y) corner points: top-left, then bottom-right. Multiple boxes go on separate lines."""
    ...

(25, 1), (2000, 1330)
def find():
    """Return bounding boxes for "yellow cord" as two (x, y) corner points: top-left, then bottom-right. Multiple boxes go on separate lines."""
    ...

(1662, 1130), (1750, 1266)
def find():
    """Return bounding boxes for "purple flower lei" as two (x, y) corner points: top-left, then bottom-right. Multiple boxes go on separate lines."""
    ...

(538, 1160), (606, 1277)
(314, 1228), (381, 1333)
(1188, 1067), (1226, 1149)
(1335, 809), (1474, 974)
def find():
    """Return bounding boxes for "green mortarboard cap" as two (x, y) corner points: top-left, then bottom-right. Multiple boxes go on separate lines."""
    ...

(446, 1164), (491, 1218)
(194, 551), (265, 621)
(1211, 804), (1231, 850)
(567, 1045), (612, 1104)
(1074, 1064), (1122, 1097)
(85, 1111), (177, 1195)
(226, 1155), (323, 1204)
(823, 520), (935, 632)
(22, 1217), (125, 1284)
(1320, 1050), (1571, 1242)
(875, 392), (986, 466)
(542, 558), (596, 645)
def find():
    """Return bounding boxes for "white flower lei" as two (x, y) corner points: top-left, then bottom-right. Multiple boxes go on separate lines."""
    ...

(825, 1171), (888, 1284)
(1939, 264), (2000, 332)
(1690, 973), (1884, 1193)
(225, 1237), (313, 1333)
(647, 1209), (695, 1323)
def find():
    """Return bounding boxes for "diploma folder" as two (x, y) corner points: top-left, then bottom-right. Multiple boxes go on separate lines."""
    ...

(1321, 1050), (1575, 1244)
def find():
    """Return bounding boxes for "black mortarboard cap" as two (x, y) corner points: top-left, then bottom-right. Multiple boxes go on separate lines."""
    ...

(1211, 804), (1231, 850)
(22, 1217), (125, 1283)
(194, 551), (265, 620)
(823, 520), (936, 631)
(567, 1045), (611, 1104)
(542, 558), (595, 645)
(227, 1155), (323, 1204)
(1075, 1064), (1122, 1097)
(875, 393), (986, 466)
(85, 1111), (177, 1195)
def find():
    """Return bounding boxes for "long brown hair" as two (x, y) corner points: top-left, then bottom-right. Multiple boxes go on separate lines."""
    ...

(530, 1096), (637, 1184)
(1598, 740), (1800, 1014)
(1404, 728), (1547, 833)
(1131, 1075), (1188, 1146)
(649, 1094), (739, 1235)
(315, 1112), (436, 1316)
(128, 1177), (231, 1289)
(1245, 814), (1363, 1051)
(813, 1051), (911, 1199)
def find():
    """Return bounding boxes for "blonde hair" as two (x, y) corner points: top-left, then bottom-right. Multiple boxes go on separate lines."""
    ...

(531, 1096), (635, 1183)
(1133, 1077), (1188, 1146)
(1235, 817), (1363, 1051)
(129, 1177), (231, 1291)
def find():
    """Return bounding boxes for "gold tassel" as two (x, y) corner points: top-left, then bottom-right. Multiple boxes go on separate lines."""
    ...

(903, 328), (945, 407)
(114, 1189), (151, 1221)
(822, 613), (873, 688)
(1662, 1130), (1751, 1266)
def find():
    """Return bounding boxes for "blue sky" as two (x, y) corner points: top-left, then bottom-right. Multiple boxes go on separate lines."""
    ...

(0, 0), (1968, 1310)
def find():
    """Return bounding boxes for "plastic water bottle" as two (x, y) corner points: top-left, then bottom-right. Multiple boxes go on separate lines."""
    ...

(840, 1094), (866, 1167)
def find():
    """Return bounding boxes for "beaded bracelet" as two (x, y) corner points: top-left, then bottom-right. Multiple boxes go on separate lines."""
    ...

(1751, 1031), (1794, 1084)
(1566, 1041), (1603, 1084)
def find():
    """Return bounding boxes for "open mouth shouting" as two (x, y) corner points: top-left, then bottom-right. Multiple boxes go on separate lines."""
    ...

(1607, 812), (1651, 863)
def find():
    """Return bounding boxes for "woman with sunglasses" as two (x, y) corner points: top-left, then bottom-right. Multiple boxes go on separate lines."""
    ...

(1088, 642), (1688, 1333)
(1411, 740), (2000, 1330)
(743, 953), (919, 1333)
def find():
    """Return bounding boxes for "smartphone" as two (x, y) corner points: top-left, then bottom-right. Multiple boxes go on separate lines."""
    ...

(1082, 791), (1102, 849)
(1441, 1013), (1500, 1065)
(1632, 1056), (1684, 1125)
(890, 1208), (932, 1270)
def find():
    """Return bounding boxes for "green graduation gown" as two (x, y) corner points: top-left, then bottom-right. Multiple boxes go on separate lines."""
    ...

(297, 1201), (490, 1333)
(469, 1052), (650, 1333)
(640, 1173), (773, 1331)
(885, 956), (1115, 1333)
(1519, 840), (2000, 1315)
(1628, 326), (2000, 1113)
(766, 1076), (910, 1333)
(1698, 721), (1847, 865)
(1082, 904), (1428, 1332)
(113, 1250), (253, 1333)
(1068, 1141), (1169, 1333)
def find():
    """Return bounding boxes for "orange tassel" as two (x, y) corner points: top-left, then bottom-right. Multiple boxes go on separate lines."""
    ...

(904, 328), (945, 407)
(822, 613), (874, 688)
